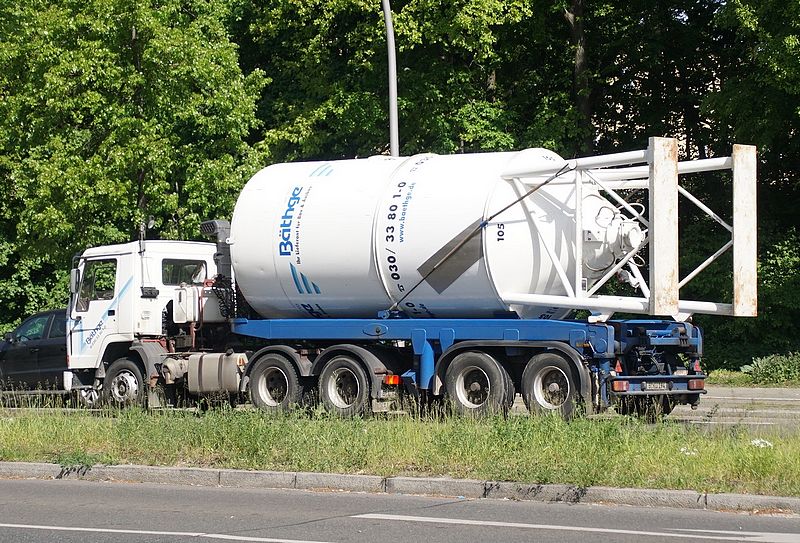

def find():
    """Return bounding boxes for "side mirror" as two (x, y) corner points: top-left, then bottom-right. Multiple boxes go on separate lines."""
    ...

(3, 332), (13, 342)
(69, 268), (80, 294)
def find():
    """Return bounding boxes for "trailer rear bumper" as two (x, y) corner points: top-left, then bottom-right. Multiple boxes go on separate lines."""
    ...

(608, 375), (707, 397)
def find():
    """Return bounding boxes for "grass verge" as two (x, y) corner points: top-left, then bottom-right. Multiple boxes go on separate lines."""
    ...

(706, 370), (800, 387)
(706, 370), (756, 387)
(1, 408), (799, 497)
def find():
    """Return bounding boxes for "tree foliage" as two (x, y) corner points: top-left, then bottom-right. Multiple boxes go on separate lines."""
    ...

(0, 0), (797, 366)
(0, 0), (265, 318)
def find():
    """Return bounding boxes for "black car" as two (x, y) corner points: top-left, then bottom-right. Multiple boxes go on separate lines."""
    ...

(0, 309), (68, 391)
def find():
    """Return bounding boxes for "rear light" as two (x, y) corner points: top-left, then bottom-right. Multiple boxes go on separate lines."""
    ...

(688, 379), (705, 390)
(612, 380), (629, 392)
(383, 374), (401, 386)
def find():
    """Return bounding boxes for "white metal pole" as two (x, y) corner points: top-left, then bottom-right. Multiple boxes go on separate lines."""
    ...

(382, 0), (399, 157)
(648, 137), (679, 316)
(732, 144), (758, 316)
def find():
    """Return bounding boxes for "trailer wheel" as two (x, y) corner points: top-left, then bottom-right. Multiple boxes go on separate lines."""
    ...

(445, 351), (510, 416)
(319, 355), (371, 417)
(249, 354), (300, 412)
(522, 352), (578, 420)
(504, 369), (516, 408)
(103, 358), (146, 408)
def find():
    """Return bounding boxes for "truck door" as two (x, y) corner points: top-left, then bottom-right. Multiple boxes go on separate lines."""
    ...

(1, 313), (52, 389)
(69, 258), (121, 369)
(37, 311), (68, 389)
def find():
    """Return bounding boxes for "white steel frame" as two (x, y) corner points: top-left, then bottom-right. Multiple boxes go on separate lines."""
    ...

(499, 137), (757, 321)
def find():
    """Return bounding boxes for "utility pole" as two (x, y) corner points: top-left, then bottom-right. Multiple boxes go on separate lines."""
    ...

(381, 0), (399, 157)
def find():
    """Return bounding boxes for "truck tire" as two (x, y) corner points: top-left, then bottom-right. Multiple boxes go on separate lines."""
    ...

(445, 351), (509, 416)
(522, 352), (579, 420)
(103, 358), (146, 408)
(504, 369), (516, 408)
(319, 355), (371, 417)
(249, 354), (300, 412)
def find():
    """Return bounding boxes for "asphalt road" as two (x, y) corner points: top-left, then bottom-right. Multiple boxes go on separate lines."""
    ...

(0, 479), (798, 543)
(669, 386), (800, 433)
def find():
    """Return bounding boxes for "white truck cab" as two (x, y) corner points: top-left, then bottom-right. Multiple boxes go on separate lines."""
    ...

(66, 240), (237, 406)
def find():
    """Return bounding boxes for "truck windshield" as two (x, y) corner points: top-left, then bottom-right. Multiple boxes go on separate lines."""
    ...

(162, 259), (206, 285)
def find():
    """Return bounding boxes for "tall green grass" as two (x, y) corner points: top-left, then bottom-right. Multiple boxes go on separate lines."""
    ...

(1, 408), (798, 496)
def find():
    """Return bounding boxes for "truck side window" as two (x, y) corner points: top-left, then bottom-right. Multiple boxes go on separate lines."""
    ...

(77, 259), (118, 312)
(162, 259), (207, 285)
(15, 315), (50, 342)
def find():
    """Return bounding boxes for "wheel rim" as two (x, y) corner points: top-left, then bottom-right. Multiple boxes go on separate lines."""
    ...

(109, 370), (139, 403)
(455, 365), (490, 409)
(80, 388), (99, 407)
(258, 367), (288, 407)
(327, 366), (359, 409)
(532, 365), (569, 409)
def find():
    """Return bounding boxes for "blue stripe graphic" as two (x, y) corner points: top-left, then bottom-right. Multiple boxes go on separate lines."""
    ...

(289, 264), (304, 293)
(78, 276), (134, 355)
(309, 163), (334, 177)
(301, 273), (312, 294)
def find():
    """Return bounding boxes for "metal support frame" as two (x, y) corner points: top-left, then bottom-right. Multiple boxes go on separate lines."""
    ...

(648, 137), (679, 316)
(498, 138), (758, 320)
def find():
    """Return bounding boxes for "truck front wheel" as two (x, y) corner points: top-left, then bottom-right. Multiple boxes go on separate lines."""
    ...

(319, 355), (371, 417)
(249, 354), (300, 412)
(522, 352), (579, 420)
(103, 358), (146, 408)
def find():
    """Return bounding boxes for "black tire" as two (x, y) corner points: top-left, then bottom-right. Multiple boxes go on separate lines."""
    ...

(504, 368), (516, 409)
(522, 352), (579, 420)
(319, 355), (371, 417)
(445, 351), (509, 416)
(249, 354), (300, 413)
(103, 358), (146, 408)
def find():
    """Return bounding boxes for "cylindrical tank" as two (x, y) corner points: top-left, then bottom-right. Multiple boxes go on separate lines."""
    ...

(229, 150), (641, 319)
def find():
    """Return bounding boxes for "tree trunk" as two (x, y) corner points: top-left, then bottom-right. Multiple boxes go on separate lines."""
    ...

(564, 0), (593, 154)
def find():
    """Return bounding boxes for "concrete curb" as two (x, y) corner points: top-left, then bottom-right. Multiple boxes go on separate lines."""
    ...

(1, 461), (797, 514)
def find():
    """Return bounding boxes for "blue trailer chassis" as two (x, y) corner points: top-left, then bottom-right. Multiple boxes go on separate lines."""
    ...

(232, 317), (705, 410)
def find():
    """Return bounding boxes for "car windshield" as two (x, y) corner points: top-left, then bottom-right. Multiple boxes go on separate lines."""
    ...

(15, 315), (49, 342)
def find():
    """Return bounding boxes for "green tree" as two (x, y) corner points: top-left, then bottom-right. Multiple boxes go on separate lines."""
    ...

(692, 0), (800, 368)
(0, 0), (265, 327)
(232, 0), (574, 159)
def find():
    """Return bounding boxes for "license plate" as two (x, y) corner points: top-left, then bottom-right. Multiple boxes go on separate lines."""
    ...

(643, 381), (668, 391)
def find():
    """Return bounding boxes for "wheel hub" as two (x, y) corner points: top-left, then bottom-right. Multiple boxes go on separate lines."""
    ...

(533, 366), (569, 409)
(457, 367), (490, 408)
(329, 367), (359, 409)
(110, 371), (138, 403)
(260, 368), (288, 406)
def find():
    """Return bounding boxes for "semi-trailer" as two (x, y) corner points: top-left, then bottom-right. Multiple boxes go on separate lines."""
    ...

(62, 137), (757, 418)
